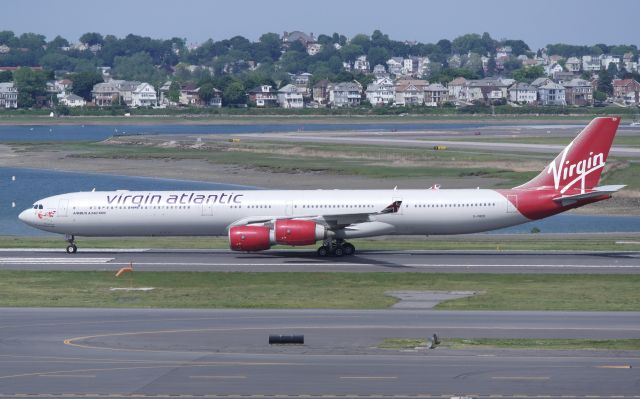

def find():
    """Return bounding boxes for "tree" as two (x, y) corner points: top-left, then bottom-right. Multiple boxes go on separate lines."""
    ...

(198, 82), (216, 105)
(13, 68), (48, 108)
(18, 33), (46, 50)
(70, 71), (103, 100)
(0, 70), (12, 83)
(597, 69), (613, 95)
(512, 65), (545, 82)
(80, 32), (104, 46)
(367, 46), (389, 67)
(222, 81), (246, 105)
(256, 33), (282, 61)
(486, 55), (497, 76)
(436, 39), (452, 55)
(339, 43), (364, 63)
(48, 35), (69, 49)
(113, 51), (166, 83)
(502, 39), (530, 56)
(167, 81), (180, 103)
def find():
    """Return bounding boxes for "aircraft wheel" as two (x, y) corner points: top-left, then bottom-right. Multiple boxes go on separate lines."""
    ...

(342, 243), (355, 256)
(333, 246), (344, 257)
(317, 246), (329, 257)
(66, 244), (77, 254)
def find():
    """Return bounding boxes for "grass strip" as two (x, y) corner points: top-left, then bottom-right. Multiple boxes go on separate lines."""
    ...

(379, 338), (640, 351)
(0, 271), (638, 311)
(1, 235), (638, 251)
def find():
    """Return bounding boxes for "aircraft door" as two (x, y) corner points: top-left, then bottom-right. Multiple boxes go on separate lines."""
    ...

(57, 199), (69, 217)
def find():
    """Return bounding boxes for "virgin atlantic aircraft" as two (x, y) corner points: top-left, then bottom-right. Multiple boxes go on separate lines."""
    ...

(19, 117), (624, 256)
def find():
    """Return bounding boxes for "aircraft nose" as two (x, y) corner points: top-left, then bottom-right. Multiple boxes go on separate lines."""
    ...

(18, 209), (31, 224)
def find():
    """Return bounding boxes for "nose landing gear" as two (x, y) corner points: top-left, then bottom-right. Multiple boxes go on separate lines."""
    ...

(317, 239), (355, 257)
(65, 234), (77, 254)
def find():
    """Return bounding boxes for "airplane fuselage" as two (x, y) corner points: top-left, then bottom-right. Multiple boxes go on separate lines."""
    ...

(21, 189), (527, 237)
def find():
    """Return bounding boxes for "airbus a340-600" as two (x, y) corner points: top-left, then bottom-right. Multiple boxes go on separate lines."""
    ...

(20, 117), (624, 256)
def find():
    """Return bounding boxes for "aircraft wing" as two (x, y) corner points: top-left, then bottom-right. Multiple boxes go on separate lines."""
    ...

(228, 200), (402, 230)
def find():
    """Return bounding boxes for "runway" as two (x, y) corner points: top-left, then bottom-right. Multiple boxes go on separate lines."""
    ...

(0, 249), (638, 273)
(0, 308), (638, 398)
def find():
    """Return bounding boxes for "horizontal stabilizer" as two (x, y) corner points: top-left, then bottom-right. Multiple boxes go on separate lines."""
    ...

(552, 185), (626, 204)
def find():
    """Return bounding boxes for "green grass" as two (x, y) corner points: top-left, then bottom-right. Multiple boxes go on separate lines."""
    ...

(0, 271), (639, 310)
(2, 234), (639, 251)
(379, 338), (640, 351)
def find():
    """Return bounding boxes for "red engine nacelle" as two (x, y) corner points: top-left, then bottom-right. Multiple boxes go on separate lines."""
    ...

(275, 219), (325, 246)
(229, 225), (272, 251)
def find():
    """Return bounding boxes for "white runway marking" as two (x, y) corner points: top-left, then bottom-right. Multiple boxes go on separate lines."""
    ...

(0, 258), (114, 264)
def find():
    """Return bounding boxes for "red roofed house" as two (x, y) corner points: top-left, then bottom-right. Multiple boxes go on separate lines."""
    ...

(613, 79), (640, 104)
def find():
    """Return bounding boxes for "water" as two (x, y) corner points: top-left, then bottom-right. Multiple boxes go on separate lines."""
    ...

(0, 123), (489, 142)
(0, 167), (256, 236)
(2, 167), (639, 237)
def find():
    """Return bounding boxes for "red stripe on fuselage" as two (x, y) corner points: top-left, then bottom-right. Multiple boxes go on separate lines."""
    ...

(495, 188), (611, 220)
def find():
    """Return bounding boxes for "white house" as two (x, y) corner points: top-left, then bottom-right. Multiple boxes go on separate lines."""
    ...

(508, 83), (537, 104)
(365, 77), (395, 106)
(394, 79), (427, 106)
(131, 83), (157, 107)
(277, 84), (304, 109)
(448, 77), (468, 102)
(600, 54), (621, 70)
(423, 83), (448, 106)
(386, 57), (403, 75)
(0, 82), (18, 108)
(545, 63), (564, 77)
(329, 82), (362, 107)
(59, 93), (86, 108)
(565, 57), (581, 72)
(538, 82), (566, 106)
(353, 55), (370, 72)
(582, 55), (601, 72)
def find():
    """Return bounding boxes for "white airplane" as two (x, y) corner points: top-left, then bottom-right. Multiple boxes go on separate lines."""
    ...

(19, 117), (625, 256)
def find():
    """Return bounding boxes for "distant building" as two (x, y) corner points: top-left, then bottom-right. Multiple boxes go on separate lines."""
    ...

(372, 64), (388, 79)
(247, 85), (278, 107)
(565, 57), (581, 73)
(394, 79), (428, 106)
(329, 81), (362, 107)
(277, 84), (304, 108)
(582, 55), (601, 72)
(353, 55), (370, 72)
(424, 83), (448, 106)
(0, 82), (18, 108)
(563, 78), (593, 106)
(508, 82), (537, 104)
(59, 93), (86, 108)
(613, 79), (640, 104)
(447, 77), (468, 102)
(91, 82), (119, 107)
(365, 77), (395, 106)
(538, 82), (566, 106)
(386, 57), (403, 75)
(312, 79), (330, 105)
(131, 83), (157, 107)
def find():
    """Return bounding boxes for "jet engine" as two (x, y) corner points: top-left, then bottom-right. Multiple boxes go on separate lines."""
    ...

(229, 220), (328, 251)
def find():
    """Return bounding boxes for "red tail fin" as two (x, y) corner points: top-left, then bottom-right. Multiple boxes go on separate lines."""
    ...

(516, 117), (620, 193)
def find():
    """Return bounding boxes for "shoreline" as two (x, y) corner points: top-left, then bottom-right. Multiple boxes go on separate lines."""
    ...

(0, 114), (609, 126)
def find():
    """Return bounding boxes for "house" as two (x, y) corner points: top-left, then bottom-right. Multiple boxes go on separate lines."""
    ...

(312, 79), (330, 105)
(463, 78), (510, 104)
(395, 79), (428, 106)
(372, 64), (388, 78)
(386, 57), (403, 75)
(0, 45), (9, 54)
(530, 77), (554, 88)
(508, 82), (537, 104)
(353, 55), (370, 72)
(178, 83), (200, 106)
(91, 82), (119, 106)
(282, 31), (316, 46)
(111, 80), (141, 106)
(423, 83), (448, 106)
(600, 54), (621, 70)
(538, 82), (566, 106)
(131, 83), (157, 107)
(565, 57), (581, 72)
(563, 78), (593, 106)
(623, 52), (637, 73)
(402, 57), (417, 75)
(553, 71), (575, 84)
(277, 84), (304, 108)
(329, 81), (362, 107)
(417, 57), (431, 77)
(0, 82), (18, 108)
(582, 55), (601, 72)
(59, 93), (86, 108)
(496, 46), (512, 58)
(545, 63), (564, 77)
(306, 43), (322, 56)
(448, 77), (468, 102)
(613, 79), (640, 104)
(365, 77), (395, 106)
(247, 85), (278, 107)
(288, 72), (313, 96)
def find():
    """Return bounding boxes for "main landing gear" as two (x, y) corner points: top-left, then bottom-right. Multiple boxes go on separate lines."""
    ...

(65, 234), (77, 254)
(317, 239), (355, 257)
